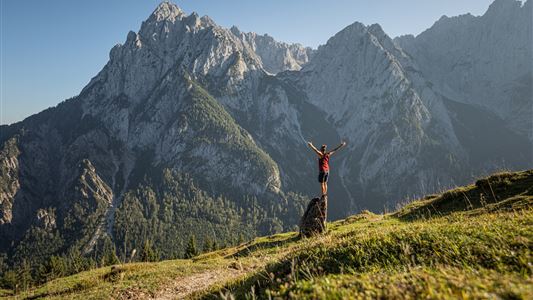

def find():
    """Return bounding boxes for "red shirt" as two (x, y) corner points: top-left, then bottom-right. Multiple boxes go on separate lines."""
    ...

(318, 153), (330, 172)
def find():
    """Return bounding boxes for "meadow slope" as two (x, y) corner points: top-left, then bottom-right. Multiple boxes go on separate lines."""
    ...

(5, 169), (532, 299)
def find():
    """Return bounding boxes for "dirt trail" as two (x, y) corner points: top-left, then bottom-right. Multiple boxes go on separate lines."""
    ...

(137, 233), (298, 299)
(153, 266), (250, 300)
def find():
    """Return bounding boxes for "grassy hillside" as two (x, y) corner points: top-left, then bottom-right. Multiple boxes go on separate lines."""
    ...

(5, 169), (532, 299)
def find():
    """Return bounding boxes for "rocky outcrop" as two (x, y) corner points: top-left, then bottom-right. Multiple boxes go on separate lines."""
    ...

(299, 196), (327, 237)
(0, 137), (20, 225)
(230, 26), (314, 74)
(68, 159), (114, 253)
(36, 208), (57, 231)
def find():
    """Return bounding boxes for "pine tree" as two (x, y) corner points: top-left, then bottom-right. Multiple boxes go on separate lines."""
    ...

(0, 253), (6, 275)
(1, 270), (17, 291)
(101, 237), (120, 266)
(140, 240), (158, 262)
(184, 235), (199, 259)
(67, 248), (87, 274)
(203, 236), (213, 253)
(36, 262), (49, 284)
(48, 255), (67, 280)
(17, 259), (32, 292)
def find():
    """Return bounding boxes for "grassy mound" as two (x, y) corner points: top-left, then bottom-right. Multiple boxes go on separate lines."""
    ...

(224, 211), (531, 299)
(396, 169), (532, 219)
(210, 170), (532, 299)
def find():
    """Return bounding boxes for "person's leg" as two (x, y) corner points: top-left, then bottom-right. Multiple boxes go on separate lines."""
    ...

(323, 172), (329, 196)
(321, 182), (326, 195)
(319, 172), (326, 195)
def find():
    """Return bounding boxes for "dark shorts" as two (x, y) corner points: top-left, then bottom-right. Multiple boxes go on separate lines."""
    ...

(318, 171), (329, 183)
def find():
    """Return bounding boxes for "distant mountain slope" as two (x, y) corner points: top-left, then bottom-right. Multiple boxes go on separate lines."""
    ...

(395, 0), (532, 139)
(282, 14), (530, 211)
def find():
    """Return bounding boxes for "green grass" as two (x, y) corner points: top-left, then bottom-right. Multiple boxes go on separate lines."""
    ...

(239, 211), (531, 299)
(395, 169), (533, 220)
(9, 170), (532, 299)
(8, 259), (225, 299)
(208, 170), (533, 299)
(278, 266), (531, 299)
(0, 289), (12, 298)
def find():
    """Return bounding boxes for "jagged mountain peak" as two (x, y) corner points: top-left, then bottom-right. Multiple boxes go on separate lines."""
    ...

(488, 0), (526, 10)
(229, 25), (241, 35)
(329, 21), (366, 39)
(322, 21), (397, 51)
(200, 14), (216, 26)
(299, 17), (433, 137)
(142, 4), (212, 34)
(367, 23), (386, 36)
(484, 0), (529, 20)
(229, 25), (314, 74)
(315, 21), (403, 63)
(415, 0), (529, 42)
(84, 2), (268, 111)
(434, 13), (475, 24)
(414, 13), (477, 40)
(315, 22), (365, 53)
(149, 1), (185, 22)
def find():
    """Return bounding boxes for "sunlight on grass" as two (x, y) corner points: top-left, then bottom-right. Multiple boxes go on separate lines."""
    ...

(11, 170), (532, 299)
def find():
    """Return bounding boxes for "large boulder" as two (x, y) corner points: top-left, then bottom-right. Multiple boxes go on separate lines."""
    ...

(299, 195), (327, 237)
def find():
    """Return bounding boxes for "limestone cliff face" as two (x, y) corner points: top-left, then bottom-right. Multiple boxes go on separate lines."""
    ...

(230, 26), (314, 74)
(0, 137), (20, 225)
(395, 0), (532, 140)
(292, 22), (450, 208)
(66, 159), (114, 253)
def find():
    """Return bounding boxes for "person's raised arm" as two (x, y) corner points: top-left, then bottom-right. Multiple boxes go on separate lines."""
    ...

(328, 141), (347, 156)
(307, 141), (322, 157)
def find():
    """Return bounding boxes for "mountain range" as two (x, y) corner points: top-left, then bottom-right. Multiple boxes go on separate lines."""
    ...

(0, 0), (531, 268)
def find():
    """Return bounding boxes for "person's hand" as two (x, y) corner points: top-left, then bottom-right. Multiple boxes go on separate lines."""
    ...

(307, 141), (313, 147)
(342, 141), (347, 146)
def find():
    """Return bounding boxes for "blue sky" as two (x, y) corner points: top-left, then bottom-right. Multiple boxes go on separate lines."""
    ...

(1, 0), (495, 125)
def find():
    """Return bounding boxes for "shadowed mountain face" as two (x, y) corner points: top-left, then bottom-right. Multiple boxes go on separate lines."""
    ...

(394, 0), (533, 140)
(0, 0), (531, 267)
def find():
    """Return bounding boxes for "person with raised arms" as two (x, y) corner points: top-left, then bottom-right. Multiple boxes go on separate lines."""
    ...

(307, 141), (347, 196)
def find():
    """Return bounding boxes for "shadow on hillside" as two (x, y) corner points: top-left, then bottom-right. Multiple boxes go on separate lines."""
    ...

(395, 170), (533, 221)
(21, 280), (94, 300)
(226, 234), (300, 259)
